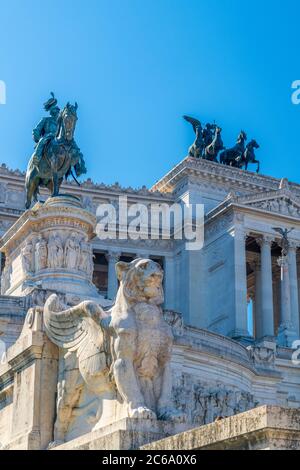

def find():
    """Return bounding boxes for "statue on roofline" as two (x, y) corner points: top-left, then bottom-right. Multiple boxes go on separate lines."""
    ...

(183, 115), (260, 172)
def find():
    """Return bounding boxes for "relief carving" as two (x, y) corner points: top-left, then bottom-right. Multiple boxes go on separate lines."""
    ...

(21, 241), (34, 274)
(173, 374), (258, 426)
(35, 235), (48, 271)
(64, 232), (81, 269)
(47, 233), (64, 269)
(1, 261), (12, 294)
(249, 198), (300, 218)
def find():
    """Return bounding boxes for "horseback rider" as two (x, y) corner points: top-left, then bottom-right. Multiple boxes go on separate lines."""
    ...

(32, 92), (60, 165)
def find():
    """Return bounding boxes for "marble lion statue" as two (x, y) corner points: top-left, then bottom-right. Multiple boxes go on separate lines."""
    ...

(44, 258), (184, 443)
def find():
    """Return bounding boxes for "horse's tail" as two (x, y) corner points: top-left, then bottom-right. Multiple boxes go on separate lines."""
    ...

(25, 154), (35, 186)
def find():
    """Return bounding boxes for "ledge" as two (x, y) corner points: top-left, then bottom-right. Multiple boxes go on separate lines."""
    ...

(141, 405), (300, 450)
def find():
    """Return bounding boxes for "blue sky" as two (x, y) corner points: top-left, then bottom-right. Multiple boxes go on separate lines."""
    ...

(0, 0), (300, 188)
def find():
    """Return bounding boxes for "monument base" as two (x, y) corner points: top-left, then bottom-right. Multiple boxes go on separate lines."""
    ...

(52, 418), (190, 450)
(142, 406), (300, 451)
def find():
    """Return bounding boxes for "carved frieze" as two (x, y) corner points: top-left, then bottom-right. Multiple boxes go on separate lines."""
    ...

(247, 197), (300, 218)
(163, 310), (184, 337)
(172, 373), (259, 426)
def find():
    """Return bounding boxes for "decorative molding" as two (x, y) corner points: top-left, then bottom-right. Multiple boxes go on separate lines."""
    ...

(151, 157), (300, 196)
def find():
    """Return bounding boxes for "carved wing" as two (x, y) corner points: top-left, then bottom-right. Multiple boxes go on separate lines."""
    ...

(272, 227), (284, 236)
(183, 115), (201, 133)
(44, 294), (111, 384)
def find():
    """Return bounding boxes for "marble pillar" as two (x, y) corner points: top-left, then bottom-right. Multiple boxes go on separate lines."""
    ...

(288, 243), (299, 337)
(232, 228), (249, 339)
(257, 236), (275, 338)
(277, 254), (298, 347)
(254, 259), (262, 339)
(0, 251), (2, 292)
(106, 251), (121, 300)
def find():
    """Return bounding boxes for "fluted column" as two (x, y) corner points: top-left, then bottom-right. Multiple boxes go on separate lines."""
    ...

(277, 247), (298, 346)
(232, 228), (249, 338)
(257, 236), (274, 338)
(106, 251), (121, 300)
(163, 254), (176, 310)
(0, 252), (2, 292)
(253, 259), (262, 339)
(288, 242), (299, 336)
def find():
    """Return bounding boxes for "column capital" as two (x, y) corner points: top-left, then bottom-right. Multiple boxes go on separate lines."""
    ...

(106, 251), (121, 263)
(234, 227), (247, 242)
(256, 234), (274, 248)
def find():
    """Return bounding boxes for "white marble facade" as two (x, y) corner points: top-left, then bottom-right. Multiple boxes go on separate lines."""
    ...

(2, 157), (300, 344)
(1, 158), (300, 449)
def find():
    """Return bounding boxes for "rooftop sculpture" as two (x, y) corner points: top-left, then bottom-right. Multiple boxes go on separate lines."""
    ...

(184, 116), (260, 172)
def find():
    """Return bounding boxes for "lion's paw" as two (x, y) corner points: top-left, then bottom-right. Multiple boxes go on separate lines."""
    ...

(47, 440), (64, 449)
(130, 406), (157, 420)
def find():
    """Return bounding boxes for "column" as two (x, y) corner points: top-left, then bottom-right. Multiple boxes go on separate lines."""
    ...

(106, 251), (121, 300)
(232, 228), (249, 338)
(0, 252), (2, 292)
(277, 251), (298, 346)
(163, 255), (176, 310)
(174, 251), (181, 313)
(253, 259), (262, 339)
(288, 242), (300, 337)
(257, 236), (275, 338)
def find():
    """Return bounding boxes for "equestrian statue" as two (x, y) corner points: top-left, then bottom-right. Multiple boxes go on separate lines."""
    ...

(25, 93), (87, 209)
(219, 130), (247, 167)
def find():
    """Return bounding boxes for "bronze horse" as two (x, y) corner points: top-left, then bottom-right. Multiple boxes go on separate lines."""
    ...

(204, 126), (224, 162)
(25, 103), (86, 209)
(219, 130), (247, 167)
(242, 140), (260, 173)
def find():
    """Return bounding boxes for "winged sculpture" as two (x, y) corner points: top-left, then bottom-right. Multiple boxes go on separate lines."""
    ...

(183, 115), (205, 158)
(272, 227), (295, 257)
(44, 258), (185, 444)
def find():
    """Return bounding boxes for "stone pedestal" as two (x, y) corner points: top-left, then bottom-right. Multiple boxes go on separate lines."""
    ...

(0, 307), (58, 450)
(0, 195), (110, 306)
(142, 406), (300, 451)
(53, 418), (189, 450)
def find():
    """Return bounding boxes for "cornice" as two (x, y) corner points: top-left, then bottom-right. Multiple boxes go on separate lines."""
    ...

(206, 182), (300, 224)
(0, 164), (173, 202)
(151, 157), (300, 197)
